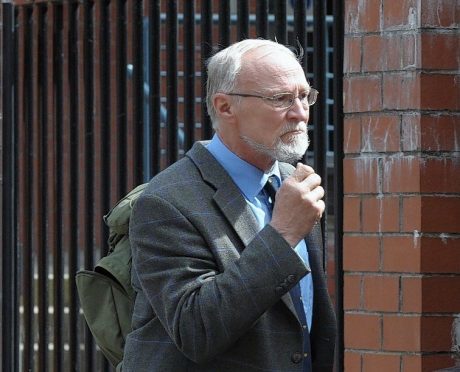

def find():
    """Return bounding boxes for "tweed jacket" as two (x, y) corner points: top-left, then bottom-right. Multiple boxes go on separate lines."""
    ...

(122, 141), (337, 371)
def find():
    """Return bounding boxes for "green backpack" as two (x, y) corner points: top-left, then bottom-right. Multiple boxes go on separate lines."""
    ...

(76, 183), (147, 368)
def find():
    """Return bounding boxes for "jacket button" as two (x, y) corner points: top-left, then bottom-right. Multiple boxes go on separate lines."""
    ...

(291, 352), (303, 364)
(287, 274), (297, 283)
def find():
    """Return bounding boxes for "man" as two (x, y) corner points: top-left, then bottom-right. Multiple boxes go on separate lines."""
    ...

(123, 39), (336, 371)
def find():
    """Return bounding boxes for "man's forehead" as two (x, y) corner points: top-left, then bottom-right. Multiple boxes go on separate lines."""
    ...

(238, 52), (308, 91)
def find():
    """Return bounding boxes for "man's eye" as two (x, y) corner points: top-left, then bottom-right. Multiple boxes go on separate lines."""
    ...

(272, 94), (292, 104)
(299, 91), (309, 101)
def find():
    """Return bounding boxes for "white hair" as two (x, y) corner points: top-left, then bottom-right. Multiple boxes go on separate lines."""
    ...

(205, 39), (301, 129)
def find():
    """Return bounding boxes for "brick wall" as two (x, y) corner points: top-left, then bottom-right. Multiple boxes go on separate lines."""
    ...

(343, 0), (460, 371)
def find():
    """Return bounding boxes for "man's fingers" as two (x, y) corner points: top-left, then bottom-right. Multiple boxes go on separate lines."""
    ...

(316, 200), (325, 219)
(292, 162), (314, 182)
(300, 173), (322, 192)
(308, 186), (324, 202)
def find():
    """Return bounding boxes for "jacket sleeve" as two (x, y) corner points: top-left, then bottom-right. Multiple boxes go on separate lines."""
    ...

(129, 193), (309, 364)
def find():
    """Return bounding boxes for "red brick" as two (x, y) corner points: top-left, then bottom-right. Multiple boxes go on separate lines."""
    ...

(383, 236), (421, 273)
(420, 73), (460, 110)
(344, 75), (382, 113)
(387, 33), (418, 70)
(345, 313), (382, 350)
(361, 115), (400, 153)
(421, 158), (460, 193)
(421, 32), (459, 70)
(345, 0), (381, 33)
(383, 72), (420, 110)
(363, 33), (418, 72)
(401, 114), (421, 152)
(401, 275), (422, 312)
(362, 196), (400, 233)
(344, 274), (362, 310)
(362, 353), (401, 371)
(421, 237), (460, 273)
(420, 115), (460, 152)
(422, 277), (460, 313)
(344, 36), (362, 73)
(344, 157), (380, 194)
(344, 351), (362, 372)
(403, 276), (460, 313)
(344, 116), (362, 154)
(359, 0), (382, 32)
(403, 353), (457, 372)
(362, 35), (385, 72)
(382, 156), (420, 193)
(421, 0), (459, 28)
(402, 353), (422, 372)
(363, 275), (400, 311)
(421, 196), (460, 233)
(343, 235), (380, 272)
(401, 114), (460, 152)
(401, 196), (421, 232)
(383, 0), (419, 30)
(344, 196), (361, 232)
(383, 315), (421, 351)
(421, 316), (455, 352)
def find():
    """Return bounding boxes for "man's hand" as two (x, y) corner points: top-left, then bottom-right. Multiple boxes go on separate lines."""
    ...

(269, 163), (324, 247)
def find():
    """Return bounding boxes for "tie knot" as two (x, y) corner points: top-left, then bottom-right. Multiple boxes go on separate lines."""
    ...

(263, 175), (279, 205)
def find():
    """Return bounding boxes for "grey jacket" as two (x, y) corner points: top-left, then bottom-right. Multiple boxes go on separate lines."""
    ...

(122, 141), (337, 371)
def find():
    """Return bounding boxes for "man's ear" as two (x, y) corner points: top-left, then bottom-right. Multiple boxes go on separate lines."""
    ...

(213, 93), (235, 121)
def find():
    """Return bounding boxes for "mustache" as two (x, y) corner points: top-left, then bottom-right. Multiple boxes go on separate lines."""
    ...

(280, 122), (307, 136)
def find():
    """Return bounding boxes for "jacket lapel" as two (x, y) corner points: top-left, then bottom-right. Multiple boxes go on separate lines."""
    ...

(186, 142), (260, 248)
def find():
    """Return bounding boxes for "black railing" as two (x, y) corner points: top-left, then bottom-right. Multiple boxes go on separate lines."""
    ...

(0, 1), (343, 371)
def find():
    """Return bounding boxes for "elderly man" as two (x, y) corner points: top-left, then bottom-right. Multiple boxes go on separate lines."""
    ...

(122, 39), (337, 371)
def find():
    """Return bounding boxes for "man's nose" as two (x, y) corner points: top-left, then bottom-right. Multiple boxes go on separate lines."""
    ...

(287, 97), (309, 121)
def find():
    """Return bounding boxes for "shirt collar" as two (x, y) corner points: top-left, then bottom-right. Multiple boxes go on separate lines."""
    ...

(206, 134), (281, 200)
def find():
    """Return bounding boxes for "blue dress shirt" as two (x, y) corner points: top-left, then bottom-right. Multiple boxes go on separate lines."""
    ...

(207, 134), (313, 330)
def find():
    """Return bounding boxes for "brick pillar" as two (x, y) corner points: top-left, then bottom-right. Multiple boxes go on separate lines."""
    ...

(343, 1), (460, 371)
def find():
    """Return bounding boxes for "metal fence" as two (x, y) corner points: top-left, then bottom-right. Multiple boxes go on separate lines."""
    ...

(1, 0), (344, 371)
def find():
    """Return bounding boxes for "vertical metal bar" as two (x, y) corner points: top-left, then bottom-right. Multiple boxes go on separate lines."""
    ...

(166, 0), (178, 163)
(68, 3), (80, 370)
(183, 0), (195, 151)
(1, 3), (19, 372)
(293, 0), (307, 71)
(93, 3), (111, 369)
(21, 7), (34, 372)
(255, 0), (268, 38)
(52, 4), (64, 371)
(36, 5), (49, 371)
(332, 0), (344, 368)
(312, 0), (328, 262)
(218, 0), (230, 48)
(149, 0), (161, 176)
(44, 4), (58, 371)
(16, 6), (30, 372)
(108, 0), (120, 204)
(200, 0), (212, 139)
(81, 0), (95, 369)
(117, 0), (127, 196)
(237, 0), (249, 40)
(132, 0), (144, 184)
(99, 0), (111, 266)
(274, 0), (286, 44)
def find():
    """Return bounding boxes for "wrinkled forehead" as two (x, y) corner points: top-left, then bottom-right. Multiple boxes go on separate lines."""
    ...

(237, 47), (308, 91)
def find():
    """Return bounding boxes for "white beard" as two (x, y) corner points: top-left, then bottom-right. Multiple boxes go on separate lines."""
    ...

(241, 122), (310, 163)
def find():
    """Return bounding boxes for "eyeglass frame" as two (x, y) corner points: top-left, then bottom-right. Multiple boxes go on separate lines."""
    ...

(224, 88), (319, 110)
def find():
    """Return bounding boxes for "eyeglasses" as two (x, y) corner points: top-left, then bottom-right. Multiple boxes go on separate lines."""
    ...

(225, 88), (318, 110)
